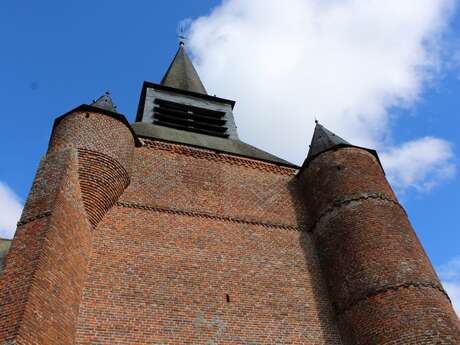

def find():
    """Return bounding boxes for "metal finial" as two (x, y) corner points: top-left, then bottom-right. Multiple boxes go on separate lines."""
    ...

(178, 24), (186, 46)
(314, 115), (319, 124)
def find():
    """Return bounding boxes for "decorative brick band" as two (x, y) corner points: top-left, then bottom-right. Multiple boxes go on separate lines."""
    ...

(116, 201), (299, 231)
(17, 211), (52, 227)
(308, 192), (406, 233)
(141, 139), (298, 176)
(337, 281), (451, 316)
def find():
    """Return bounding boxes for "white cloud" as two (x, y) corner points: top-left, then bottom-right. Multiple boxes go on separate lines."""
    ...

(381, 137), (456, 192)
(0, 181), (23, 239)
(438, 257), (460, 317)
(442, 282), (460, 317)
(186, 0), (457, 192)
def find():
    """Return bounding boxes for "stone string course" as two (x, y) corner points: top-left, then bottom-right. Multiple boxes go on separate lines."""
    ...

(308, 192), (405, 233)
(337, 281), (450, 315)
(116, 200), (300, 231)
(16, 210), (52, 227)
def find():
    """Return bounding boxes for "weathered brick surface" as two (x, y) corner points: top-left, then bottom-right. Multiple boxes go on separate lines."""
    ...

(0, 217), (50, 344)
(313, 198), (442, 312)
(299, 147), (460, 344)
(48, 111), (135, 173)
(338, 286), (460, 344)
(74, 141), (343, 344)
(121, 140), (304, 227)
(0, 148), (92, 345)
(49, 111), (134, 228)
(299, 148), (396, 231)
(78, 148), (130, 227)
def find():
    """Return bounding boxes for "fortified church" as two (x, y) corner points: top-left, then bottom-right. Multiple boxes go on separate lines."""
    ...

(0, 42), (459, 345)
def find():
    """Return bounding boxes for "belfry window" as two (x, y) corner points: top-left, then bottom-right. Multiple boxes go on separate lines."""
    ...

(152, 98), (229, 138)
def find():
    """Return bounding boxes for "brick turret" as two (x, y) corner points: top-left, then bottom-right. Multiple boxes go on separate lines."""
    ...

(298, 123), (460, 344)
(0, 94), (138, 345)
(48, 93), (139, 227)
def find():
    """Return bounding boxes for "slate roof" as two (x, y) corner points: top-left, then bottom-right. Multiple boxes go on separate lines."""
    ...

(307, 123), (350, 161)
(132, 122), (296, 167)
(160, 44), (207, 95)
(301, 122), (383, 172)
(133, 43), (296, 167)
(91, 92), (117, 113)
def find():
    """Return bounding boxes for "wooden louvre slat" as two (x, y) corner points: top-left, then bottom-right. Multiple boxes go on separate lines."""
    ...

(153, 98), (229, 138)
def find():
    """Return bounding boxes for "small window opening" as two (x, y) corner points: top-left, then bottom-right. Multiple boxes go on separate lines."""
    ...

(226, 294), (230, 303)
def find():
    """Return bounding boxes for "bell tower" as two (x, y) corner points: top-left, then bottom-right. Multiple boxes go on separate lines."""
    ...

(133, 42), (290, 165)
(136, 43), (238, 139)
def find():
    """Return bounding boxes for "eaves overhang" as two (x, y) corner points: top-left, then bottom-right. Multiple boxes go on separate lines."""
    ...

(297, 144), (384, 176)
(50, 104), (142, 147)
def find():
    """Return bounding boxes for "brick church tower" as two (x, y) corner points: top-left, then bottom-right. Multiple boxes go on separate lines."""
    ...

(0, 43), (459, 344)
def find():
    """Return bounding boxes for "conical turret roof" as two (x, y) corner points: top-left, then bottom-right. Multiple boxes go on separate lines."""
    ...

(91, 92), (117, 112)
(307, 122), (350, 160)
(160, 43), (207, 94)
(301, 122), (383, 172)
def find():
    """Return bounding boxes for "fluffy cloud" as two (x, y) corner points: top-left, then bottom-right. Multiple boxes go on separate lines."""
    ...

(381, 137), (456, 192)
(186, 0), (456, 192)
(438, 257), (460, 316)
(0, 181), (22, 239)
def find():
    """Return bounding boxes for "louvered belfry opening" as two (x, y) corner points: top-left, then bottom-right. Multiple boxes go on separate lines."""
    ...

(153, 98), (229, 138)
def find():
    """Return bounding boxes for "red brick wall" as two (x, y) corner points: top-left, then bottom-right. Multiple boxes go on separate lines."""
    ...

(0, 148), (92, 344)
(121, 140), (303, 226)
(74, 140), (343, 344)
(298, 147), (460, 344)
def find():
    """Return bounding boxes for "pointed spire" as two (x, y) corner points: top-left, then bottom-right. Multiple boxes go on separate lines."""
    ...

(301, 121), (384, 172)
(90, 92), (117, 112)
(160, 44), (207, 94)
(307, 122), (350, 161)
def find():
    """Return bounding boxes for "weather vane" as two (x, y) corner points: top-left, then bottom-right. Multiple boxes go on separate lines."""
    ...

(178, 24), (187, 46)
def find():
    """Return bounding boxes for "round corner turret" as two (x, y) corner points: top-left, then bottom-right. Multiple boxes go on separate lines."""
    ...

(298, 138), (460, 343)
(47, 104), (138, 227)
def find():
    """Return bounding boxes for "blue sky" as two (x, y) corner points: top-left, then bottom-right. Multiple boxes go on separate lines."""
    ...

(0, 1), (459, 313)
